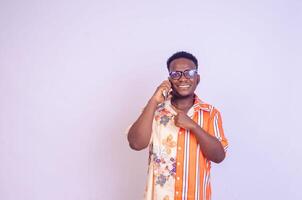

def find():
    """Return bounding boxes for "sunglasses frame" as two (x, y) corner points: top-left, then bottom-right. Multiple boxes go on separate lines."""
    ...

(169, 69), (198, 80)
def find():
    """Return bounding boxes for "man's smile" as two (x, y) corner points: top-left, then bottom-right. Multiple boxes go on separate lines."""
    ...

(177, 84), (191, 88)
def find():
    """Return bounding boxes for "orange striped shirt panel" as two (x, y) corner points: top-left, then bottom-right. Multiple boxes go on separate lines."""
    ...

(144, 96), (228, 200)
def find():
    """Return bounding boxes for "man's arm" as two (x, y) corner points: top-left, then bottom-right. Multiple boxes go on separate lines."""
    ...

(174, 111), (226, 163)
(191, 124), (225, 163)
(127, 80), (171, 151)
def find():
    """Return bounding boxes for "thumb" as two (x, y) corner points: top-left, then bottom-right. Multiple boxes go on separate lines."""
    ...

(176, 109), (185, 115)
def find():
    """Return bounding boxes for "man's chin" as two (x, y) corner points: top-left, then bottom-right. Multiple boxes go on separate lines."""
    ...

(173, 91), (194, 98)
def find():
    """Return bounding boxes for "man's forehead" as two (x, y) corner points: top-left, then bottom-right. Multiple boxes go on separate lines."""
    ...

(169, 58), (196, 71)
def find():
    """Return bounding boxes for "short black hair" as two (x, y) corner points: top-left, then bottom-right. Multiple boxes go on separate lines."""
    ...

(167, 51), (198, 71)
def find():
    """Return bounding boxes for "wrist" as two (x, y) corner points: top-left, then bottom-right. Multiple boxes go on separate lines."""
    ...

(147, 98), (160, 108)
(149, 96), (160, 106)
(190, 122), (200, 132)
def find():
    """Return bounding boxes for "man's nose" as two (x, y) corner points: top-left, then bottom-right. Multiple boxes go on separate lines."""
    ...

(179, 73), (188, 81)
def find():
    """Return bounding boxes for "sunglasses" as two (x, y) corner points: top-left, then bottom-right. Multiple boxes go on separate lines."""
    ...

(169, 69), (197, 80)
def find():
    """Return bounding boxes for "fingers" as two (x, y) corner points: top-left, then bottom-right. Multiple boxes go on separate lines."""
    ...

(174, 108), (184, 115)
(173, 114), (182, 128)
(157, 81), (171, 100)
(159, 80), (171, 92)
(151, 80), (172, 104)
(162, 80), (171, 87)
(166, 92), (173, 100)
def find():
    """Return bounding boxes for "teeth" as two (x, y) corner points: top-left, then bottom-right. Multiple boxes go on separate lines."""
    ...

(179, 85), (190, 88)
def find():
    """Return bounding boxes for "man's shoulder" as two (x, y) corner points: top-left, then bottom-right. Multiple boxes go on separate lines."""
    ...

(194, 98), (221, 114)
(153, 102), (176, 126)
(194, 97), (212, 111)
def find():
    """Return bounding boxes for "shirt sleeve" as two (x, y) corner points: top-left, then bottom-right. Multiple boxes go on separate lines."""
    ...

(125, 117), (156, 147)
(208, 108), (229, 153)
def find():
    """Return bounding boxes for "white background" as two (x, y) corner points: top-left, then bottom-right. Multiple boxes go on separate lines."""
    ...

(1, 0), (301, 199)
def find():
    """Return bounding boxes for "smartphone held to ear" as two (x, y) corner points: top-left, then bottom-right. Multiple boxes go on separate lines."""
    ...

(162, 79), (173, 100)
(162, 78), (172, 101)
(162, 89), (173, 100)
(162, 90), (168, 100)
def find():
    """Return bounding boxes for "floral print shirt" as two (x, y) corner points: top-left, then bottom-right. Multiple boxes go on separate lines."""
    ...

(144, 96), (228, 200)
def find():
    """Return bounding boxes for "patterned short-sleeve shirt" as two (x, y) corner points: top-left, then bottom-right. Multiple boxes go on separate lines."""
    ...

(144, 95), (228, 200)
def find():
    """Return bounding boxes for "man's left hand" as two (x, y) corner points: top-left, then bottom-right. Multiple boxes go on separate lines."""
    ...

(174, 111), (197, 130)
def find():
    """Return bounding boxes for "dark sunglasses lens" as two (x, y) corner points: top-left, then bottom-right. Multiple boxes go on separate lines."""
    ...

(185, 70), (196, 78)
(170, 72), (181, 79)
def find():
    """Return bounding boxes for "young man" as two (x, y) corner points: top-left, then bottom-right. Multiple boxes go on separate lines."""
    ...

(127, 51), (228, 200)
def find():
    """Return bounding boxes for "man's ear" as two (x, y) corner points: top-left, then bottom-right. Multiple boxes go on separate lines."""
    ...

(197, 74), (200, 84)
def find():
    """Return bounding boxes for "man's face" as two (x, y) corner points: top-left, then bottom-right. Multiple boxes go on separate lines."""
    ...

(168, 58), (200, 98)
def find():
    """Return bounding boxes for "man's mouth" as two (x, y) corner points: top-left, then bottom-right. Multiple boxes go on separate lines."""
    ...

(178, 84), (191, 88)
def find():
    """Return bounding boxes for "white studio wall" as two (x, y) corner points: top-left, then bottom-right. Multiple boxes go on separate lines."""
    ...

(0, 0), (301, 199)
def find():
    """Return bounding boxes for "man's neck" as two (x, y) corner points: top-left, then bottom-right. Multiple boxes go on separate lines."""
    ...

(171, 94), (195, 113)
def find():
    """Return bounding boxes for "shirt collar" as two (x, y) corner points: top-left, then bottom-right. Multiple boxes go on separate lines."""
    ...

(163, 94), (212, 117)
(192, 95), (212, 112)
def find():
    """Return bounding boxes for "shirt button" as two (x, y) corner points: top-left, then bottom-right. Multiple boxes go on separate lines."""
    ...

(177, 162), (180, 166)
(177, 176), (180, 181)
(178, 147), (181, 151)
(176, 191), (179, 195)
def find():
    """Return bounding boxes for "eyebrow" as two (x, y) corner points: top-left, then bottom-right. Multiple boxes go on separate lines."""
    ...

(171, 68), (196, 72)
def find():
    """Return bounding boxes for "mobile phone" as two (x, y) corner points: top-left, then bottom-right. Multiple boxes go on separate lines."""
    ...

(162, 79), (173, 100)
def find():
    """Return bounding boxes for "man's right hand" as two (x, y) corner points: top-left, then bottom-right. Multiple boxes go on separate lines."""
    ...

(128, 80), (172, 151)
(150, 80), (172, 105)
